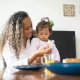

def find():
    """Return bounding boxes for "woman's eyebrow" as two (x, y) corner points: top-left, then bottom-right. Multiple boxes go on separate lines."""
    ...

(26, 24), (32, 28)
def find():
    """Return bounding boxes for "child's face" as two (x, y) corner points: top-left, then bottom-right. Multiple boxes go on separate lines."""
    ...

(37, 27), (51, 41)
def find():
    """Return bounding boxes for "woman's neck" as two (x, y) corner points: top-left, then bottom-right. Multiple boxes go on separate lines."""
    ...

(23, 38), (28, 48)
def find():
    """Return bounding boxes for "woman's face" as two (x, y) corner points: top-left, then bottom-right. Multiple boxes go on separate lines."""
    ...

(23, 17), (33, 39)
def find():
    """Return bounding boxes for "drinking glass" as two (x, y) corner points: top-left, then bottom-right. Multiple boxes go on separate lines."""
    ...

(44, 54), (54, 64)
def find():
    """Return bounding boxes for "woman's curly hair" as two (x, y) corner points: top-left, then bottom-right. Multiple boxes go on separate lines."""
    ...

(0, 11), (30, 58)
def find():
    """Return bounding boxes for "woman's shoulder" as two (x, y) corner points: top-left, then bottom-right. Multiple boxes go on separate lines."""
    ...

(2, 41), (15, 56)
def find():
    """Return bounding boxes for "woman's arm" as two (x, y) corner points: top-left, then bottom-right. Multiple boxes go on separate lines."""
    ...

(29, 38), (52, 64)
(28, 51), (38, 64)
(2, 42), (29, 67)
(28, 46), (52, 64)
(2, 41), (52, 67)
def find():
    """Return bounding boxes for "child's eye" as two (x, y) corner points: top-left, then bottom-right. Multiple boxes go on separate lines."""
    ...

(45, 34), (47, 35)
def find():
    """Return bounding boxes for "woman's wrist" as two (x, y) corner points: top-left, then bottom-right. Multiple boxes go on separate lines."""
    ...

(28, 51), (39, 64)
(35, 51), (40, 57)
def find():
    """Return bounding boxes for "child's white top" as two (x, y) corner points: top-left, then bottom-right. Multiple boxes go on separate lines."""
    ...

(31, 38), (60, 61)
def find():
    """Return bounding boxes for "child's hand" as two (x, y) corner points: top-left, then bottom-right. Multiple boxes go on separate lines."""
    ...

(44, 44), (50, 49)
(45, 40), (51, 49)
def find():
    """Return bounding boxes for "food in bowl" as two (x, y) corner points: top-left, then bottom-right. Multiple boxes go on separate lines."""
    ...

(63, 58), (80, 63)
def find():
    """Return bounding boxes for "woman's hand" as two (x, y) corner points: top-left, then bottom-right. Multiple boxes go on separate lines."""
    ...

(32, 57), (42, 65)
(36, 44), (52, 57)
(28, 44), (52, 64)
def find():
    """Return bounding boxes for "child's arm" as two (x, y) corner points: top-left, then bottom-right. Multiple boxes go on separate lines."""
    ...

(51, 40), (60, 62)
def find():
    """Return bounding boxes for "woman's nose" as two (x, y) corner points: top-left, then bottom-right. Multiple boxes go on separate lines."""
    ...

(29, 27), (33, 32)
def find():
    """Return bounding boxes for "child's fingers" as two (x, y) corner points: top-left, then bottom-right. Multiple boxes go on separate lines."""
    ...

(44, 44), (51, 50)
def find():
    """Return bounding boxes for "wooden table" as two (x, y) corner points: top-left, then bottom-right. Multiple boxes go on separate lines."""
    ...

(0, 67), (80, 80)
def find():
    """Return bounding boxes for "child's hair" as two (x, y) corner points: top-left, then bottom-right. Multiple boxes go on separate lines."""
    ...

(36, 17), (52, 34)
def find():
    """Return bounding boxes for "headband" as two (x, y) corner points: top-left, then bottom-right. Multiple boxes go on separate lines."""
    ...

(41, 17), (54, 27)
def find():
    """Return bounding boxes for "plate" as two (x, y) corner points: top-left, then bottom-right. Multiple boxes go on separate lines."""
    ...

(45, 63), (80, 75)
(13, 64), (45, 70)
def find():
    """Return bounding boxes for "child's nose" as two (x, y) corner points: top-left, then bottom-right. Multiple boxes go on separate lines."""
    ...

(42, 34), (45, 37)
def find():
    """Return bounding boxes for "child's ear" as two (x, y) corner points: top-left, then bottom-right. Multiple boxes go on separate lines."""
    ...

(33, 30), (37, 37)
(35, 31), (38, 37)
(49, 32), (52, 35)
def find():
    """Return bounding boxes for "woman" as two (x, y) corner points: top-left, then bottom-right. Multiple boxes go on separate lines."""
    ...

(0, 11), (52, 67)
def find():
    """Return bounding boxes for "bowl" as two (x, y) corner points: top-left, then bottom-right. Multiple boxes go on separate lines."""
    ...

(45, 63), (80, 75)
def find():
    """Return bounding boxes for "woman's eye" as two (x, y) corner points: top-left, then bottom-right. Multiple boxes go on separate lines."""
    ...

(25, 28), (29, 30)
(25, 26), (32, 30)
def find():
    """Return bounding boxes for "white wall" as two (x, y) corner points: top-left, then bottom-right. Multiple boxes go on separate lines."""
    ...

(0, 0), (80, 58)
